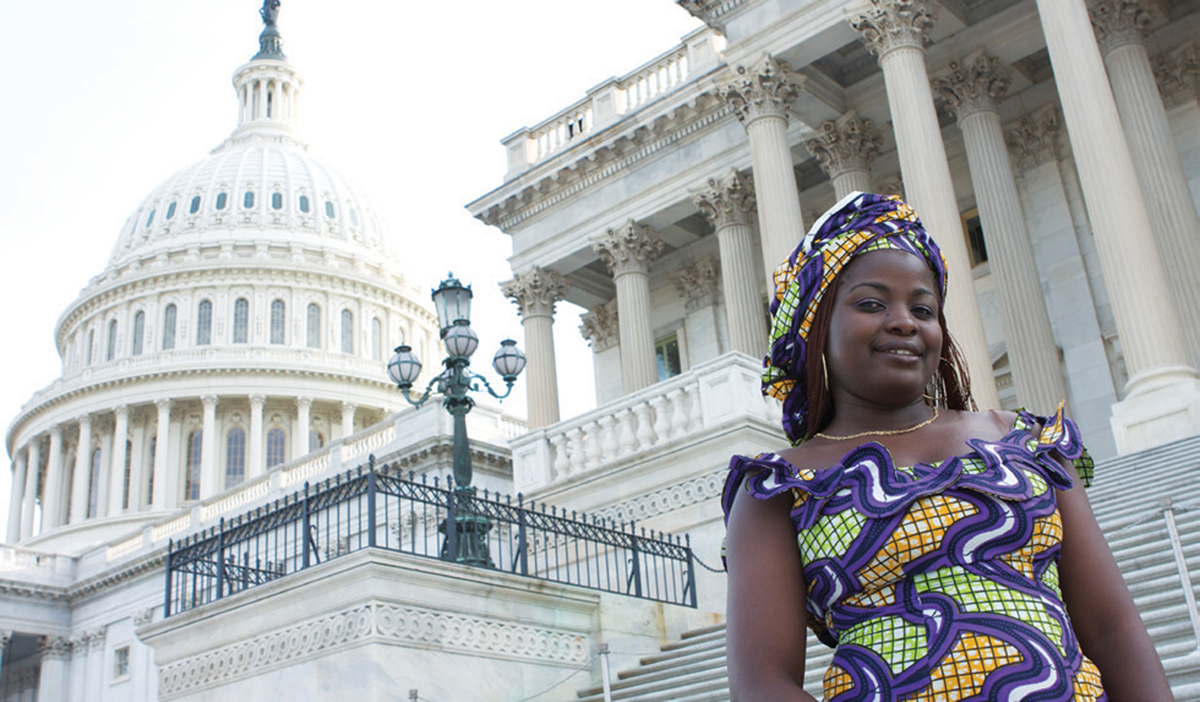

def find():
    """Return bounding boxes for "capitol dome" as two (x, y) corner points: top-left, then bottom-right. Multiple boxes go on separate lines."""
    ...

(5, 11), (439, 552)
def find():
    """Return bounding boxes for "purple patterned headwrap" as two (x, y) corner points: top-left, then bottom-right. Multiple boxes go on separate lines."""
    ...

(763, 192), (948, 443)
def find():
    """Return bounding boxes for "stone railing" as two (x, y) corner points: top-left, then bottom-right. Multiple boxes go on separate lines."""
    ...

(509, 352), (779, 494)
(502, 26), (724, 178)
(0, 545), (74, 582)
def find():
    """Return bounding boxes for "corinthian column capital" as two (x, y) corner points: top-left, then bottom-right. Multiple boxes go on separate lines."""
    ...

(932, 55), (1009, 120)
(1005, 106), (1063, 171)
(579, 304), (619, 351)
(1152, 43), (1199, 106)
(501, 266), (568, 319)
(719, 54), (804, 124)
(1088, 0), (1160, 54)
(39, 636), (73, 660)
(591, 221), (664, 277)
(804, 110), (884, 179)
(693, 170), (756, 230)
(851, 0), (938, 57)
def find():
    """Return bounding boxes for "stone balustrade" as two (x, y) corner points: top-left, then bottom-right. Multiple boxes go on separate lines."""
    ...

(0, 545), (74, 583)
(510, 352), (780, 494)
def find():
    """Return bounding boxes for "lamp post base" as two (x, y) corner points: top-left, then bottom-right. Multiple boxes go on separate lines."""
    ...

(439, 488), (493, 567)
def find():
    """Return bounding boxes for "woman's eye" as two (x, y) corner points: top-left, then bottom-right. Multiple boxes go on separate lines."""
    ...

(913, 306), (935, 319)
(856, 300), (884, 312)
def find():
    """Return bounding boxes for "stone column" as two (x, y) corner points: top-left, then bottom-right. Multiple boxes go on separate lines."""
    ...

(153, 399), (172, 509)
(932, 56), (1068, 413)
(128, 415), (146, 511)
(591, 221), (665, 393)
(1090, 0), (1200, 365)
(295, 397), (313, 458)
(851, 0), (1000, 410)
(43, 426), (64, 528)
(502, 266), (568, 428)
(200, 395), (218, 498)
(719, 54), (807, 290)
(249, 394), (265, 479)
(341, 402), (356, 438)
(0, 629), (10, 669)
(804, 110), (884, 200)
(7, 452), (27, 542)
(70, 415), (92, 523)
(107, 406), (129, 515)
(84, 628), (106, 699)
(36, 636), (72, 702)
(20, 439), (40, 539)
(1036, 0), (1200, 452)
(693, 169), (768, 356)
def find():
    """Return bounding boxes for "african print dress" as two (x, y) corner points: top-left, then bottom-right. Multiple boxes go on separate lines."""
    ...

(722, 409), (1105, 701)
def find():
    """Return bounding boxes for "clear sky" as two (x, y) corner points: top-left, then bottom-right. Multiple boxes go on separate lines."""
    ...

(0, 1), (703, 536)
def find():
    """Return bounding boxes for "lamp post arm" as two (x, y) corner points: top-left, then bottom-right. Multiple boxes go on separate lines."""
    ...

(397, 374), (441, 409)
(467, 371), (517, 401)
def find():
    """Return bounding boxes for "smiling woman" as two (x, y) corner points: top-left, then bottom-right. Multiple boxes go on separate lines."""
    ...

(722, 193), (1171, 702)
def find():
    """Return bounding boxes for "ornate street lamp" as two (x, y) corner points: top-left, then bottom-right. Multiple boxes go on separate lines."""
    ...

(386, 273), (526, 565)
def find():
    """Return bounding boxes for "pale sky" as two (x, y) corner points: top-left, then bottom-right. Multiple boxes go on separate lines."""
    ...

(0, 1), (703, 534)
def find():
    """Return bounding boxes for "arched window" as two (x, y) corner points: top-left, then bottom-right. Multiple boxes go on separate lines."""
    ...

(324, 201), (335, 218)
(145, 209), (156, 227)
(131, 311), (145, 356)
(270, 299), (286, 344)
(309, 430), (324, 452)
(233, 298), (249, 343)
(371, 317), (382, 361)
(162, 303), (177, 350)
(225, 428), (245, 488)
(341, 309), (354, 354)
(243, 191), (255, 208)
(306, 303), (321, 348)
(215, 192), (228, 210)
(271, 192), (283, 210)
(349, 208), (359, 227)
(185, 430), (203, 500)
(267, 428), (286, 467)
(106, 319), (118, 361)
(86, 329), (95, 366)
(88, 448), (102, 518)
(196, 300), (213, 345)
(299, 195), (310, 213)
(166, 202), (177, 220)
(189, 195), (201, 214)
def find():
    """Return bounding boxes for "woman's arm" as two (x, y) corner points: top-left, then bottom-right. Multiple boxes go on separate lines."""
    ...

(725, 484), (818, 701)
(1056, 461), (1173, 701)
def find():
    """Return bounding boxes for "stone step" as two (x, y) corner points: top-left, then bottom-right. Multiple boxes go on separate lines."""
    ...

(636, 637), (726, 667)
(576, 665), (728, 702)
(621, 640), (726, 678)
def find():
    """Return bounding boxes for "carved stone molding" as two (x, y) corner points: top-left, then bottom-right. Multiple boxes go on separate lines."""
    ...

(1153, 43), (1199, 107)
(932, 55), (1009, 120)
(693, 169), (756, 230)
(676, 0), (745, 31)
(0, 629), (11, 650)
(672, 258), (721, 312)
(157, 601), (589, 697)
(39, 635), (73, 660)
(133, 607), (156, 628)
(851, 0), (938, 57)
(579, 303), (619, 352)
(591, 221), (665, 277)
(1088, 0), (1160, 54)
(1005, 106), (1063, 171)
(501, 266), (568, 319)
(596, 469), (725, 523)
(719, 54), (803, 124)
(804, 110), (884, 179)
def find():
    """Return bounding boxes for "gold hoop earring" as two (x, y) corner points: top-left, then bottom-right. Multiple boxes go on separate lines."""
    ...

(821, 353), (829, 392)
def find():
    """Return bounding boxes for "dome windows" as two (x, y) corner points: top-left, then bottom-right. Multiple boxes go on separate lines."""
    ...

(271, 192), (283, 210)
(196, 300), (213, 346)
(166, 202), (177, 220)
(299, 195), (310, 213)
(106, 319), (118, 361)
(145, 210), (156, 228)
(306, 303), (321, 348)
(324, 201), (335, 218)
(349, 208), (359, 227)
(216, 192), (228, 210)
(225, 428), (245, 489)
(266, 428), (287, 468)
(243, 191), (255, 209)
(185, 430), (202, 500)
(162, 304), (177, 350)
(270, 299), (286, 344)
(233, 298), (249, 343)
(131, 311), (145, 356)
(189, 196), (201, 214)
(341, 309), (354, 354)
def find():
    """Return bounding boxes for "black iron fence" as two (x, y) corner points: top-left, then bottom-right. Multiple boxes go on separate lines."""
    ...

(165, 458), (697, 616)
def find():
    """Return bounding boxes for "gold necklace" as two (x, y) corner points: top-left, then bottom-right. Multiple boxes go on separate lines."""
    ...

(816, 407), (939, 441)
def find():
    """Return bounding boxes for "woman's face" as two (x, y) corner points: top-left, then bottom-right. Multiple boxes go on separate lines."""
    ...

(824, 249), (943, 409)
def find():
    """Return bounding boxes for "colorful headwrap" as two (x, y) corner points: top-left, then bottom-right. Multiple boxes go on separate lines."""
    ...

(764, 192), (948, 444)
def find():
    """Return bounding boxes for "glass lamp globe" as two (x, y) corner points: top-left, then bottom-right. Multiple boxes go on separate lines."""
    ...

(431, 274), (472, 334)
(443, 321), (479, 358)
(492, 339), (527, 381)
(386, 345), (422, 387)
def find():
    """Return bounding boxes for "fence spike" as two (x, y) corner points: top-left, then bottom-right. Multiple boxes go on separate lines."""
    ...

(369, 454), (376, 470)
(572, 510), (577, 520)
(433, 475), (439, 488)
(551, 505), (557, 516)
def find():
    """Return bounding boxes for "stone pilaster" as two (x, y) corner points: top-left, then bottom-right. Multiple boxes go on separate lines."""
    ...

(933, 56), (1068, 413)
(295, 397), (313, 459)
(592, 221), (665, 393)
(249, 394), (265, 479)
(153, 399), (172, 509)
(37, 636), (72, 702)
(579, 304), (619, 352)
(7, 452), (26, 542)
(107, 406), (129, 515)
(719, 54), (807, 291)
(1037, 0), (1200, 453)
(693, 169), (767, 355)
(20, 439), (40, 539)
(1090, 3), (1200, 369)
(341, 402), (357, 439)
(43, 426), (64, 528)
(804, 110), (884, 199)
(502, 266), (568, 428)
(851, 0), (1000, 410)
(200, 395), (218, 498)
(70, 415), (93, 523)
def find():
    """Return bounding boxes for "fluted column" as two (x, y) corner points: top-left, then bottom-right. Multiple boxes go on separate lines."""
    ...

(341, 402), (356, 438)
(107, 406), (129, 515)
(128, 415), (146, 511)
(1090, 0), (1200, 365)
(852, 0), (1000, 410)
(295, 397), (312, 458)
(694, 169), (768, 355)
(592, 221), (665, 393)
(804, 110), (884, 200)
(7, 452), (27, 542)
(200, 395), (218, 498)
(43, 426), (64, 528)
(152, 399), (171, 509)
(249, 395), (265, 479)
(932, 56), (1068, 413)
(37, 636), (72, 702)
(20, 439), (40, 539)
(719, 55), (807, 290)
(502, 266), (568, 428)
(1036, 0), (1200, 452)
(70, 415), (92, 523)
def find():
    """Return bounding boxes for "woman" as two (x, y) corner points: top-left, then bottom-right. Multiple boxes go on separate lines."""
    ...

(722, 193), (1171, 701)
